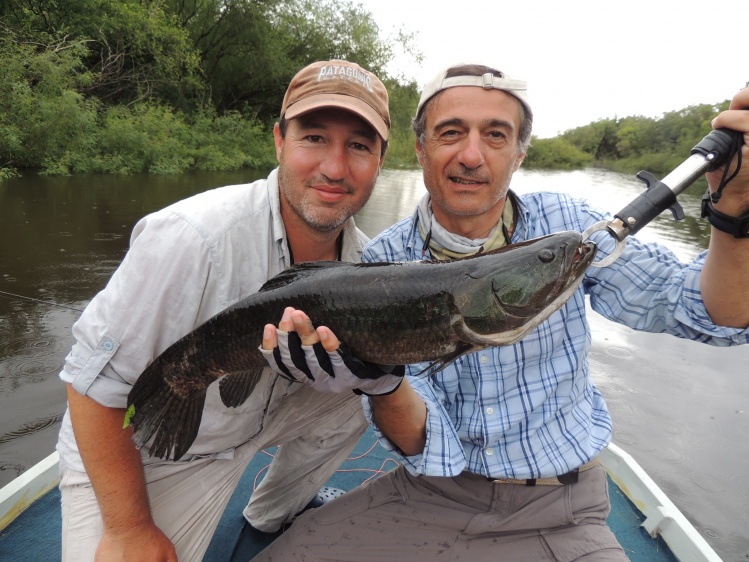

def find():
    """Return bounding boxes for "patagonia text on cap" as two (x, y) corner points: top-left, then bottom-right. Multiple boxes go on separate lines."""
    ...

(281, 60), (390, 141)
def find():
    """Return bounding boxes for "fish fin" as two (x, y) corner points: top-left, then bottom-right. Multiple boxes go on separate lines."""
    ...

(415, 342), (474, 377)
(350, 261), (412, 268)
(219, 370), (263, 408)
(149, 393), (206, 460)
(258, 260), (411, 293)
(127, 366), (207, 461)
(258, 261), (350, 292)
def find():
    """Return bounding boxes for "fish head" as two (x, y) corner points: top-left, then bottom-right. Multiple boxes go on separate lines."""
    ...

(453, 231), (597, 346)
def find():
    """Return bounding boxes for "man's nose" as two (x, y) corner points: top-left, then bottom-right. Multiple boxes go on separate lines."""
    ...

(319, 142), (347, 180)
(458, 131), (484, 169)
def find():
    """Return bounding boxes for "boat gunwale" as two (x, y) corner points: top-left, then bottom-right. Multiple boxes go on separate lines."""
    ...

(600, 443), (722, 562)
(0, 446), (724, 561)
(0, 451), (60, 532)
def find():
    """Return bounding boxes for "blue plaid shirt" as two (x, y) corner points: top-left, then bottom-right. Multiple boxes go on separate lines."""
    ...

(362, 190), (749, 479)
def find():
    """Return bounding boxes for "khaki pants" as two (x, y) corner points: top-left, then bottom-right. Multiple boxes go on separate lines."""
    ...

(60, 386), (366, 562)
(256, 463), (628, 562)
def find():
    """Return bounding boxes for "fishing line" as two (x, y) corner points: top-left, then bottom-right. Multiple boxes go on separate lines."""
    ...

(0, 290), (83, 312)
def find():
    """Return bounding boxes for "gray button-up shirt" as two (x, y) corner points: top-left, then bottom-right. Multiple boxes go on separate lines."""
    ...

(57, 168), (368, 470)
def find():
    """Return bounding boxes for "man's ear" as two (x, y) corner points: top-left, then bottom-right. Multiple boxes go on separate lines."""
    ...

(273, 122), (284, 163)
(415, 138), (425, 167)
(378, 140), (388, 170)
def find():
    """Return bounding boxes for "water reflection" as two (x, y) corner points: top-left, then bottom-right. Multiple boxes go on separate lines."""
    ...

(512, 168), (712, 262)
(355, 169), (426, 237)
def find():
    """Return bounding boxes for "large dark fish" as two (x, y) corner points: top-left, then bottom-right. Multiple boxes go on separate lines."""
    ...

(126, 231), (596, 459)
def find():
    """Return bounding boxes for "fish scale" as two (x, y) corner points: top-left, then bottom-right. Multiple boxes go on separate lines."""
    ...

(127, 231), (597, 460)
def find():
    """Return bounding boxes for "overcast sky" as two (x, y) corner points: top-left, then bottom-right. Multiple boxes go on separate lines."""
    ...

(356, 0), (748, 138)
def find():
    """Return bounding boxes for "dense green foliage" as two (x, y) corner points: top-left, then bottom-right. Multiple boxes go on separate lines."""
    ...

(524, 137), (592, 170)
(1, 0), (728, 179)
(0, 0), (420, 178)
(524, 101), (730, 174)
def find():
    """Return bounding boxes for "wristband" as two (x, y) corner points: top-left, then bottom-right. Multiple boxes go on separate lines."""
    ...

(701, 190), (749, 238)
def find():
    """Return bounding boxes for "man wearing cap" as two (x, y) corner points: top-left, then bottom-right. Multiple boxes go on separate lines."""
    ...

(256, 64), (749, 560)
(56, 59), (398, 562)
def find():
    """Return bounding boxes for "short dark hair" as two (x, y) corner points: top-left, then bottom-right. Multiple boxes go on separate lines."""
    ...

(412, 64), (533, 153)
(278, 116), (388, 158)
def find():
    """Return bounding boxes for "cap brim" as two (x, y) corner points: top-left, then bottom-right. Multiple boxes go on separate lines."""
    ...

(416, 71), (532, 119)
(284, 94), (389, 141)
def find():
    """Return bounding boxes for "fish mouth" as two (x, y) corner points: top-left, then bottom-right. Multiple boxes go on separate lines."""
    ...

(573, 240), (597, 267)
(558, 239), (596, 292)
(542, 238), (597, 316)
(552, 240), (598, 298)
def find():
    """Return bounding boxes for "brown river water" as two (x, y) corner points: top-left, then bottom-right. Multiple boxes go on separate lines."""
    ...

(1, 167), (747, 559)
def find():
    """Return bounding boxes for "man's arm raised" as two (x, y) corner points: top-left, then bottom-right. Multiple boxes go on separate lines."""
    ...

(700, 87), (749, 328)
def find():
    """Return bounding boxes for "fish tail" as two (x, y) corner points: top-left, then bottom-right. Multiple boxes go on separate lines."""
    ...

(128, 368), (205, 460)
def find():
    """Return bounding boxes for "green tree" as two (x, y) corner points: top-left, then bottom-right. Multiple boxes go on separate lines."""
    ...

(164, 0), (402, 120)
(562, 118), (621, 161)
(0, 0), (421, 176)
(0, 30), (98, 175)
(615, 116), (657, 159)
(524, 137), (591, 170)
(557, 101), (729, 176)
(382, 77), (420, 167)
(164, 0), (292, 117)
(2, 0), (203, 108)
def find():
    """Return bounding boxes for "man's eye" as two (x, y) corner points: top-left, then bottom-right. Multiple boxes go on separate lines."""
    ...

(488, 131), (506, 139)
(351, 142), (370, 151)
(306, 135), (323, 143)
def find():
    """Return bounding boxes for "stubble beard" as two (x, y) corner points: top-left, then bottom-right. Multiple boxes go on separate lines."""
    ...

(424, 171), (507, 219)
(278, 168), (367, 234)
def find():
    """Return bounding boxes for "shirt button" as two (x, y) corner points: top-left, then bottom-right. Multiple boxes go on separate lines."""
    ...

(480, 355), (488, 364)
(486, 407), (494, 415)
(103, 340), (114, 351)
(486, 448), (494, 456)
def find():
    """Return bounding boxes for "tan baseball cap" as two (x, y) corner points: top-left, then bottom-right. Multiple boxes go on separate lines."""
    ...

(416, 64), (532, 119)
(280, 60), (390, 141)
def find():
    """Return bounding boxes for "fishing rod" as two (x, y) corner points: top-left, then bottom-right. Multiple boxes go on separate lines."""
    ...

(584, 124), (745, 267)
(0, 289), (83, 312)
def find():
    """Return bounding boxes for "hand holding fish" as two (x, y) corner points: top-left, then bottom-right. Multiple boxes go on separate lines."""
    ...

(259, 307), (404, 396)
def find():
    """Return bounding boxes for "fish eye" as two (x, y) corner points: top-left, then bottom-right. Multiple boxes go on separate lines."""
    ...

(538, 249), (555, 263)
